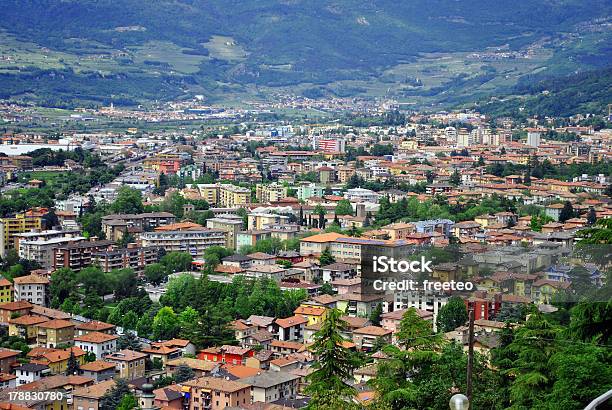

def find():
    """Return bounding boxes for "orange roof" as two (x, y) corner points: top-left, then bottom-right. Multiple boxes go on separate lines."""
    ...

(0, 277), (11, 287)
(294, 306), (326, 316)
(13, 274), (49, 285)
(80, 360), (117, 372)
(0, 301), (33, 311)
(353, 325), (393, 336)
(271, 340), (303, 350)
(74, 331), (119, 344)
(0, 349), (20, 360)
(275, 315), (308, 328)
(75, 321), (115, 332)
(300, 232), (348, 243)
(30, 347), (86, 364)
(9, 315), (47, 326)
(154, 221), (203, 231)
(222, 364), (260, 379)
(38, 319), (74, 330)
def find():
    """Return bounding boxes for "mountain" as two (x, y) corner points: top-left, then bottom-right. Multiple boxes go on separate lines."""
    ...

(476, 67), (612, 117)
(0, 0), (610, 107)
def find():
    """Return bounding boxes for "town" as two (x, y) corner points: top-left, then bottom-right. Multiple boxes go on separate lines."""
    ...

(0, 101), (609, 410)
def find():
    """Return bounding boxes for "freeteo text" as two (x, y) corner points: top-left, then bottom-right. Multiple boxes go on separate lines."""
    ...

(372, 279), (474, 291)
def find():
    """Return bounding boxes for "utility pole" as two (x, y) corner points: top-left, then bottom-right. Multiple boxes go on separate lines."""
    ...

(466, 301), (475, 403)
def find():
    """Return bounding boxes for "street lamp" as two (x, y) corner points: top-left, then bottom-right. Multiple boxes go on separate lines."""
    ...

(449, 394), (469, 410)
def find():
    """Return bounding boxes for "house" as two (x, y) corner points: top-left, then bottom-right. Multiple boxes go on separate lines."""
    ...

(247, 252), (277, 266)
(241, 371), (300, 403)
(157, 339), (197, 356)
(74, 331), (119, 359)
(79, 360), (117, 382)
(381, 308), (433, 340)
(331, 278), (361, 295)
(321, 263), (358, 283)
(37, 319), (75, 348)
(183, 377), (252, 410)
(72, 379), (116, 410)
(222, 254), (253, 269)
(243, 330), (275, 349)
(198, 345), (254, 365)
(0, 373), (16, 389)
(293, 305), (327, 326)
(165, 357), (216, 378)
(354, 363), (378, 384)
(141, 344), (182, 366)
(270, 340), (303, 357)
(335, 293), (387, 318)
(0, 300), (33, 325)
(274, 316), (307, 341)
(8, 315), (47, 343)
(352, 326), (393, 351)
(154, 384), (184, 409)
(15, 363), (50, 385)
(245, 350), (274, 370)
(13, 274), (49, 306)
(0, 349), (20, 373)
(0, 277), (12, 304)
(231, 319), (258, 345)
(105, 349), (147, 380)
(27, 346), (86, 375)
(75, 321), (116, 336)
(532, 279), (571, 304)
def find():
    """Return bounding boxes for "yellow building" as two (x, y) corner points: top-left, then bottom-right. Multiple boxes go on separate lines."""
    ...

(9, 314), (48, 343)
(0, 276), (12, 303)
(400, 140), (418, 150)
(336, 166), (356, 184)
(220, 184), (251, 207)
(37, 319), (75, 349)
(106, 349), (147, 380)
(0, 213), (42, 256)
(28, 346), (86, 374)
(255, 183), (287, 204)
(294, 305), (328, 326)
(195, 184), (221, 205)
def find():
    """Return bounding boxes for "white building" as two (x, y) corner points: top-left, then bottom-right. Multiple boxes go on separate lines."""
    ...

(527, 128), (544, 147)
(241, 372), (300, 403)
(345, 188), (381, 204)
(16, 230), (85, 270)
(74, 332), (119, 359)
(140, 228), (226, 259)
(13, 274), (49, 306)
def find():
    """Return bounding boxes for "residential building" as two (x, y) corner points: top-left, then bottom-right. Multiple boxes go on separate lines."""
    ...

(274, 315), (307, 341)
(345, 188), (381, 203)
(0, 300), (33, 325)
(8, 315), (47, 343)
(27, 346), (86, 375)
(0, 277), (12, 303)
(37, 319), (75, 348)
(16, 231), (86, 270)
(75, 321), (116, 337)
(183, 377), (252, 410)
(13, 274), (49, 306)
(72, 379), (116, 410)
(0, 348), (20, 373)
(0, 213), (43, 257)
(105, 349), (147, 380)
(296, 183), (325, 201)
(140, 226), (226, 259)
(352, 326), (393, 351)
(198, 345), (254, 365)
(220, 184), (251, 207)
(74, 332), (119, 359)
(92, 245), (161, 274)
(206, 216), (244, 249)
(248, 212), (290, 230)
(79, 360), (117, 382)
(52, 240), (116, 271)
(241, 371), (300, 403)
(256, 183), (288, 203)
(15, 363), (50, 385)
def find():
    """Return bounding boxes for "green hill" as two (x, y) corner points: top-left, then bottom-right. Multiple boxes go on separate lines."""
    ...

(0, 0), (610, 106)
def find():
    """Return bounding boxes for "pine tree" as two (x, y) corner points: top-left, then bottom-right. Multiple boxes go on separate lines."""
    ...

(66, 349), (80, 375)
(305, 309), (360, 409)
(586, 207), (597, 226)
(559, 201), (574, 222)
(298, 206), (304, 226)
(370, 303), (383, 326)
(449, 169), (461, 186)
(319, 248), (335, 267)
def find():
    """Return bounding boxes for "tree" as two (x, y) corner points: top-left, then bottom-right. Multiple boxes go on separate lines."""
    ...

(436, 296), (468, 333)
(66, 349), (80, 375)
(370, 303), (383, 326)
(335, 199), (353, 216)
(396, 307), (441, 350)
(575, 218), (612, 244)
(115, 394), (138, 410)
(319, 247), (335, 267)
(161, 252), (193, 273)
(449, 168), (461, 186)
(111, 186), (144, 215)
(111, 268), (139, 300)
(174, 365), (195, 383)
(152, 306), (179, 340)
(586, 207), (597, 226)
(558, 201), (574, 223)
(315, 204), (326, 229)
(100, 379), (131, 410)
(117, 332), (141, 350)
(144, 263), (169, 286)
(122, 311), (139, 330)
(305, 309), (360, 409)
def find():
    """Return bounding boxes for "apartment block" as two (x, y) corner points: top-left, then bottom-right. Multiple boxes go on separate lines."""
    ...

(255, 183), (288, 204)
(0, 213), (43, 257)
(13, 274), (49, 306)
(53, 240), (116, 271)
(92, 245), (161, 274)
(140, 225), (226, 259)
